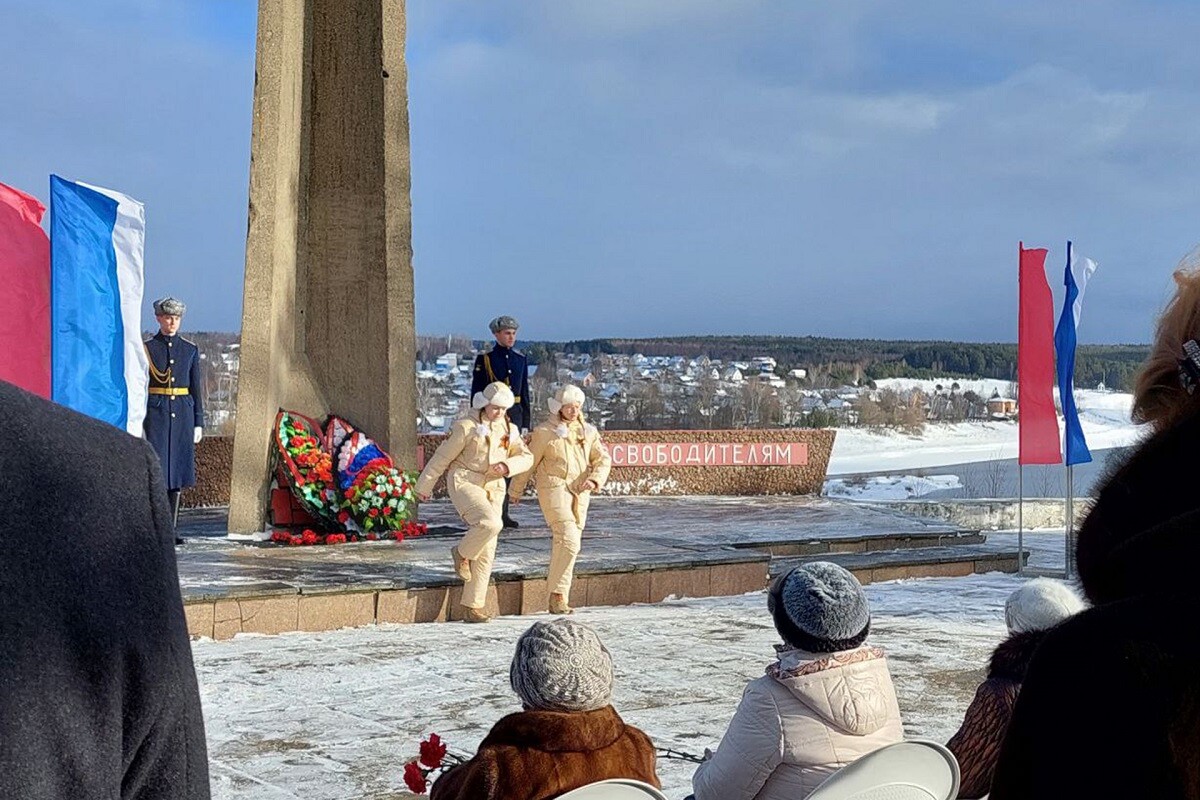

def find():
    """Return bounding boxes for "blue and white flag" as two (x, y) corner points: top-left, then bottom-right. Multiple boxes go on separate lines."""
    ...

(49, 175), (148, 435)
(1053, 241), (1098, 466)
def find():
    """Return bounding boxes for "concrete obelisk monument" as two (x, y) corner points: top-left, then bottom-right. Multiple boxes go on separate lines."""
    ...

(228, 0), (417, 534)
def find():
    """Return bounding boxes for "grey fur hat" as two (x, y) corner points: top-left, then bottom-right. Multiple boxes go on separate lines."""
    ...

(489, 315), (519, 333)
(153, 296), (186, 317)
(768, 562), (871, 653)
(509, 619), (614, 712)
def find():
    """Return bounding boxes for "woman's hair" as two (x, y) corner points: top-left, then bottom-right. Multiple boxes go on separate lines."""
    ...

(1133, 258), (1200, 431)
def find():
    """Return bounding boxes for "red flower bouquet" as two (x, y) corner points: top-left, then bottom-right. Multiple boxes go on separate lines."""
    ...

(403, 733), (464, 795)
(330, 418), (424, 540)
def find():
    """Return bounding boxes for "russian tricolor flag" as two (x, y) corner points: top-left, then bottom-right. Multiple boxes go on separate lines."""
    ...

(48, 176), (149, 435)
(1054, 241), (1098, 466)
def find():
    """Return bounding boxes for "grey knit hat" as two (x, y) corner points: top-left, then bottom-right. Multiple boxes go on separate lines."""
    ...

(768, 562), (871, 653)
(489, 315), (519, 333)
(509, 619), (614, 712)
(153, 296), (185, 316)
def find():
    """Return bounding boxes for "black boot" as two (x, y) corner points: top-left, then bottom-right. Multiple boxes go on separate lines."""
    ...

(502, 480), (519, 529)
(169, 490), (183, 545)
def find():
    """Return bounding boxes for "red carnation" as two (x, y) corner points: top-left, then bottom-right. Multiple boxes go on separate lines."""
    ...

(403, 761), (427, 794)
(289, 536), (303, 546)
(301, 530), (319, 545)
(369, 508), (379, 518)
(337, 510), (350, 524)
(366, 533), (378, 541)
(419, 733), (447, 768)
(350, 535), (359, 542)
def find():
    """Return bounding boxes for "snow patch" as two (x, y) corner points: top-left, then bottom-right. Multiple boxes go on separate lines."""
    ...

(825, 474), (962, 500)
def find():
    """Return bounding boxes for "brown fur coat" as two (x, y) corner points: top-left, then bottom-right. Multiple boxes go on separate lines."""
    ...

(430, 706), (660, 800)
(946, 630), (1044, 799)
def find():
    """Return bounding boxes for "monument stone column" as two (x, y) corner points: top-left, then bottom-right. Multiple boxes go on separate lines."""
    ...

(228, 0), (418, 534)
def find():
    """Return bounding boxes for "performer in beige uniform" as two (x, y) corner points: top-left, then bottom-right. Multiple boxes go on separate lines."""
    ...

(416, 382), (533, 623)
(509, 385), (612, 614)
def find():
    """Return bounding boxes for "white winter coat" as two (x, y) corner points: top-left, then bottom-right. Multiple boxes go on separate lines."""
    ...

(692, 645), (904, 800)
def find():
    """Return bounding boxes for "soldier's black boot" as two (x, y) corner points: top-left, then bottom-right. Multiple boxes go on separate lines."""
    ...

(502, 481), (519, 529)
(169, 490), (183, 545)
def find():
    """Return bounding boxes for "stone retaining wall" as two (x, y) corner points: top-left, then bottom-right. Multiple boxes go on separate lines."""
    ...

(188, 437), (234, 507)
(870, 498), (1094, 530)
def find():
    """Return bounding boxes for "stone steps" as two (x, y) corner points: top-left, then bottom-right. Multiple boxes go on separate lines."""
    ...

(174, 500), (1025, 639)
(770, 542), (1027, 585)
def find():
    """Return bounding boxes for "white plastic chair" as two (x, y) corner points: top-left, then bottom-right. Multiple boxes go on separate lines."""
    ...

(556, 778), (670, 799)
(806, 740), (960, 800)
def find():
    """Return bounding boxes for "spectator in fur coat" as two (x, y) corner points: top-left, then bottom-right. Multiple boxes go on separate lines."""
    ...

(947, 579), (1084, 798)
(991, 265), (1200, 800)
(430, 619), (659, 800)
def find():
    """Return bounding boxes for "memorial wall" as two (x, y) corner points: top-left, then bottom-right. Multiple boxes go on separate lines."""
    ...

(190, 428), (834, 506)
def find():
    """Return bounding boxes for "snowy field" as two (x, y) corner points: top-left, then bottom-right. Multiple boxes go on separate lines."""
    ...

(194, 536), (1070, 800)
(828, 381), (1146, 476)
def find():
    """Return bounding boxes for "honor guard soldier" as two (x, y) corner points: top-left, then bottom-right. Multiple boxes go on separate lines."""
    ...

(471, 315), (530, 528)
(144, 297), (204, 539)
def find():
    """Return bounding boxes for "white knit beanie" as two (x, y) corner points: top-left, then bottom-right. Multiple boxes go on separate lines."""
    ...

(1005, 578), (1085, 634)
(509, 619), (614, 712)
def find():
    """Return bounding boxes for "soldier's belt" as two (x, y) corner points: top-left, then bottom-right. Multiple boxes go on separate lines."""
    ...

(149, 387), (190, 396)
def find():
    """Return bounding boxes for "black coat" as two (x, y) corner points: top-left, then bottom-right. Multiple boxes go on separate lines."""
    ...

(472, 344), (530, 430)
(144, 332), (204, 489)
(990, 411), (1200, 800)
(0, 379), (210, 799)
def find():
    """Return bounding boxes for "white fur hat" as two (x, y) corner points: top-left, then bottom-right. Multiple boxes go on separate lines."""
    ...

(472, 381), (516, 411)
(548, 385), (586, 414)
(1005, 578), (1085, 634)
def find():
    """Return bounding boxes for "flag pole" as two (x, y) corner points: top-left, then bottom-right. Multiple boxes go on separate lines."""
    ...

(1018, 465), (1025, 574)
(1017, 240), (1024, 575)
(1065, 464), (1074, 579)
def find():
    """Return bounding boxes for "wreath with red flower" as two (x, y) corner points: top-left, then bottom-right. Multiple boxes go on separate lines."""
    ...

(270, 411), (427, 544)
(273, 411), (339, 527)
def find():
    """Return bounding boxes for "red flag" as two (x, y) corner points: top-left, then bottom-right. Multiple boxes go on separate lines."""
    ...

(0, 182), (51, 397)
(1018, 243), (1062, 465)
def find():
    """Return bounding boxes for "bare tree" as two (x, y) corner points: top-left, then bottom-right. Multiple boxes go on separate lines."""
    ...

(983, 451), (1008, 497)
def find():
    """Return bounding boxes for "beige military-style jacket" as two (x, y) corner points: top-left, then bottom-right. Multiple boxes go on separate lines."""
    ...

(416, 415), (533, 502)
(509, 418), (611, 527)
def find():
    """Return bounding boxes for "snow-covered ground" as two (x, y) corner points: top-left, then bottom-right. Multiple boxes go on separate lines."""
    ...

(828, 382), (1146, 475)
(194, 541), (1072, 800)
(824, 474), (962, 500)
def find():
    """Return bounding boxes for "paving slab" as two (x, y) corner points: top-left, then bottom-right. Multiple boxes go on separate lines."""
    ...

(176, 496), (981, 603)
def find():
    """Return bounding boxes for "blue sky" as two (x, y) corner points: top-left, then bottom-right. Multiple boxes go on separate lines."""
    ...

(2, 1), (1198, 343)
